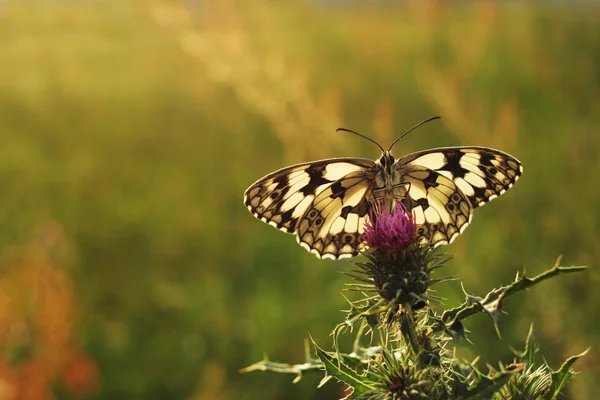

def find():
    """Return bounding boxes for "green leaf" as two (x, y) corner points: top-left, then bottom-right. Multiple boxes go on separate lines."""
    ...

(544, 348), (589, 399)
(311, 337), (378, 398)
(460, 364), (524, 400)
(511, 323), (537, 368)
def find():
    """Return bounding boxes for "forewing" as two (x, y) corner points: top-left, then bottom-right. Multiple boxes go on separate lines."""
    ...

(396, 147), (522, 245)
(296, 171), (374, 260)
(400, 146), (523, 208)
(244, 157), (375, 240)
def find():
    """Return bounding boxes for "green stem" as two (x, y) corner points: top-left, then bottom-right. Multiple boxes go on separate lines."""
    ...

(435, 263), (586, 333)
(399, 302), (420, 355)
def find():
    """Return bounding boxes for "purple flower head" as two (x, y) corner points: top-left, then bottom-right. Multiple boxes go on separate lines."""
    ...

(363, 201), (417, 254)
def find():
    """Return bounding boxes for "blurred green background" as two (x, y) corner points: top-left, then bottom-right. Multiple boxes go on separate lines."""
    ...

(0, 0), (598, 399)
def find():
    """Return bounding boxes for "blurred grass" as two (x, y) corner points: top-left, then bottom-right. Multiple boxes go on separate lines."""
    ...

(0, 0), (598, 399)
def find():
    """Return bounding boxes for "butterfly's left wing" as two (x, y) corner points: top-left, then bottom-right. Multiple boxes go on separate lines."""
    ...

(244, 158), (377, 259)
(395, 146), (522, 246)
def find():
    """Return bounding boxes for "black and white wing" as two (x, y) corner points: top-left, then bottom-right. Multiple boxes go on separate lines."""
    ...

(395, 147), (522, 246)
(243, 158), (377, 259)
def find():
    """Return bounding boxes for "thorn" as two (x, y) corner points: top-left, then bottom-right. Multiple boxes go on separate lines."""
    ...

(554, 255), (564, 269)
(515, 270), (521, 282)
(303, 339), (311, 361)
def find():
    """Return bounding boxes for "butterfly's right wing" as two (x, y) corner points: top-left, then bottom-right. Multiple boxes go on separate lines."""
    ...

(244, 158), (376, 258)
(395, 147), (522, 246)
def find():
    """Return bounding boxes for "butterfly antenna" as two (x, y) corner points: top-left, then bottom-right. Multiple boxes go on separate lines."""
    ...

(387, 116), (441, 151)
(336, 128), (385, 153)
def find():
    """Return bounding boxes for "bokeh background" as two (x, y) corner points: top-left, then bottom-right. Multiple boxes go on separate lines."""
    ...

(0, 0), (598, 399)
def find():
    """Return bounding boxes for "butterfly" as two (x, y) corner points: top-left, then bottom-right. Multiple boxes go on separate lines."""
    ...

(243, 117), (522, 260)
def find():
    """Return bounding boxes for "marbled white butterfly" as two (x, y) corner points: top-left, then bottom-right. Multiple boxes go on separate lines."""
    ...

(244, 117), (522, 260)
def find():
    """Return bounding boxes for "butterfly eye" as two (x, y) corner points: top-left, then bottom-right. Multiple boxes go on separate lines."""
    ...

(379, 154), (395, 166)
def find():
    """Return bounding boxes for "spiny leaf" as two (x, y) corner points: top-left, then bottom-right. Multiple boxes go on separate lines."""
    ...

(511, 324), (537, 368)
(460, 364), (524, 400)
(311, 336), (377, 398)
(544, 348), (589, 400)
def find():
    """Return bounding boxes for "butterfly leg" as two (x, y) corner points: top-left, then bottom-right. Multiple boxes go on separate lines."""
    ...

(391, 182), (411, 200)
(371, 182), (411, 213)
(391, 182), (412, 212)
(371, 187), (390, 212)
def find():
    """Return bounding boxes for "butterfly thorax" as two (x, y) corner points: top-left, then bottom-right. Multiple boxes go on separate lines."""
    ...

(373, 151), (407, 212)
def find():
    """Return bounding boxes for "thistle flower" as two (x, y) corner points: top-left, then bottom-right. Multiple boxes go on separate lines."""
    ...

(351, 201), (447, 320)
(362, 201), (417, 255)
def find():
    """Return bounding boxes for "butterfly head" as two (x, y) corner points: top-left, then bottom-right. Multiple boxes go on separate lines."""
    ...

(377, 151), (396, 174)
(337, 116), (441, 167)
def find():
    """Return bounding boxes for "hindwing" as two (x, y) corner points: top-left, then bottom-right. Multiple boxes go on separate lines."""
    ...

(296, 171), (374, 259)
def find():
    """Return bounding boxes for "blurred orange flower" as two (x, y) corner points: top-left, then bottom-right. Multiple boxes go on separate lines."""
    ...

(0, 223), (100, 399)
